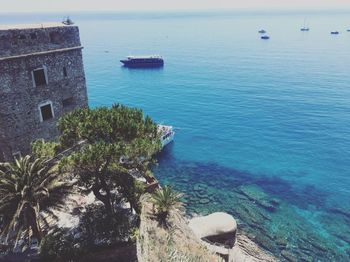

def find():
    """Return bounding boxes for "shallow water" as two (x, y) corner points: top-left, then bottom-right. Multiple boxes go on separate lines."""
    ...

(1, 10), (350, 261)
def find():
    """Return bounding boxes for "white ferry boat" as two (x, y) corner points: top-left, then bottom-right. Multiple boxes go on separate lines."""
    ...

(158, 125), (175, 147)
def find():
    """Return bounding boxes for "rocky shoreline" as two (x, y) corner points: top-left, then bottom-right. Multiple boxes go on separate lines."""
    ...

(137, 195), (277, 262)
(154, 160), (349, 261)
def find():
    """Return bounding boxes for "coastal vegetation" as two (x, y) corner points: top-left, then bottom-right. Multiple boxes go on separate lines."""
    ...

(58, 104), (161, 216)
(151, 186), (183, 225)
(0, 104), (169, 261)
(137, 195), (220, 262)
(0, 156), (73, 247)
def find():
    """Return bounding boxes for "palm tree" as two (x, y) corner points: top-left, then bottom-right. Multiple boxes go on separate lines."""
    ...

(0, 155), (73, 248)
(151, 186), (183, 224)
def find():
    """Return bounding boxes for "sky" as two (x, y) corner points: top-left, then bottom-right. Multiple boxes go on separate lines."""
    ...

(0, 0), (350, 13)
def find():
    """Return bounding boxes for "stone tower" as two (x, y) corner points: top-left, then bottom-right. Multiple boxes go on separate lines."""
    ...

(0, 23), (88, 161)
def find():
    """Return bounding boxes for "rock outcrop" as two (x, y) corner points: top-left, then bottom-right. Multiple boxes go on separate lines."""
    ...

(189, 212), (277, 262)
(137, 196), (221, 262)
(189, 212), (237, 248)
(137, 195), (276, 262)
(230, 234), (277, 262)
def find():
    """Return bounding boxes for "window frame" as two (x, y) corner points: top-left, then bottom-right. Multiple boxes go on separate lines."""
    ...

(32, 66), (48, 87)
(38, 101), (55, 122)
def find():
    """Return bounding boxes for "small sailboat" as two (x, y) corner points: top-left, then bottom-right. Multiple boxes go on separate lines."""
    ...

(261, 35), (270, 40)
(300, 18), (309, 31)
(258, 29), (266, 34)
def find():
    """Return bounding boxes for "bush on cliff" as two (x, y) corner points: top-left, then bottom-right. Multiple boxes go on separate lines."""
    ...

(151, 186), (183, 225)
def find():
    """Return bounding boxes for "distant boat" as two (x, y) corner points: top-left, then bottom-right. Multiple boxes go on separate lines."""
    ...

(261, 35), (270, 40)
(331, 31), (340, 35)
(120, 55), (164, 68)
(300, 18), (310, 31)
(158, 125), (175, 147)
(258, 29), (266, 34)
(347, 29), (350, 32)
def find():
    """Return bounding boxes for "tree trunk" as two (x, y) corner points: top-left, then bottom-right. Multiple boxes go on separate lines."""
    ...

(92, 185), (113, 215)
(26, 205), (42, 242)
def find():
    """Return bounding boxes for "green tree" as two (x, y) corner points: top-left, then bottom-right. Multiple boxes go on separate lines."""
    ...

(58, 104), (160, 149)
(59, 104), (161, 216)
(0, 156), (73, 246)
(63, 142), (123, 215)
(151, 186), (183, 225)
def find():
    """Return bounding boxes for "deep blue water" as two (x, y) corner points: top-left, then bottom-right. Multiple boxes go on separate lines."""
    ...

(1, 10), (350, 261)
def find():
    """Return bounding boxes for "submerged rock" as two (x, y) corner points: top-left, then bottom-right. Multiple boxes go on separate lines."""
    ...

(193, 183), (208, 192)
(239, 185), (279, 212)
(281, 250), (298, 262)
(199, 198), (210, 204)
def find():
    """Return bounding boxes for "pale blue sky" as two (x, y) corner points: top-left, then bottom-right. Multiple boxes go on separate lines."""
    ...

(0, 0), (349, 12)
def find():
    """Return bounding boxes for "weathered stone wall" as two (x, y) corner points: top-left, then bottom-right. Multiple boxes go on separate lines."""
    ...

(0, 24), (88, 161)
(0, 25), (81, 58)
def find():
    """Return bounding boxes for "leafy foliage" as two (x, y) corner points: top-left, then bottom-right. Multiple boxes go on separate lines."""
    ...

(58, 104), (160, 148)
(39, 204), (137, 261)
(0, 156), (73, 246)
(31, 139), (60, 159)
(151, 186), (183, 224)
(59, 105), (161, 215)
(39, 228), (80, 262)
(78, 204), (137, 247)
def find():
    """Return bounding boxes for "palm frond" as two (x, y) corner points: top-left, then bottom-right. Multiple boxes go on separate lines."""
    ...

(0, 155), (73, 245)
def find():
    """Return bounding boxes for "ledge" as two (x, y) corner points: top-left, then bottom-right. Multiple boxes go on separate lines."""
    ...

(0, 46), (83, 61)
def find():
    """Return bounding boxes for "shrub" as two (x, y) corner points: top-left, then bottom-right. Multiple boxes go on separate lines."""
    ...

(151, 186), (183, 225)
(39, 228), (81, 262)
(78, 204), (138, 247)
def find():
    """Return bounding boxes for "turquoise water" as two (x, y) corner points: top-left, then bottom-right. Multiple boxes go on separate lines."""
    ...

(2, 10), (350, 261)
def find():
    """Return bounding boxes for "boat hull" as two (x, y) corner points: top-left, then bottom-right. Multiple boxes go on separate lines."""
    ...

(120, 60), (164, 68)
(161, 131), (175, 147)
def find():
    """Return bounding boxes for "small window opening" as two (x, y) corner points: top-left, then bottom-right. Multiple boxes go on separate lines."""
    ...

(62, 97), (74, 107)
(39, 103), (54, 122)
(32, 67), (48, 87)
(63, 67), (68, 77)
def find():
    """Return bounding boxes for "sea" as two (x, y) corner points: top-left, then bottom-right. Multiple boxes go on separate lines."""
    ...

(1, 10), (350, 261)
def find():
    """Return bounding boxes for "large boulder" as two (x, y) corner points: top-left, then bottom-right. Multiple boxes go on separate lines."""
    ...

(189, 212), (237, 248)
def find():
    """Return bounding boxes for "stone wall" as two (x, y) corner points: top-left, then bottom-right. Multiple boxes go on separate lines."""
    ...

(0, 24), (81, 58)
(0, 24), (88, 161)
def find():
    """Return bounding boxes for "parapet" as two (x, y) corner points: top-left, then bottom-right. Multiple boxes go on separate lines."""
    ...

(0, 23), (81, 59)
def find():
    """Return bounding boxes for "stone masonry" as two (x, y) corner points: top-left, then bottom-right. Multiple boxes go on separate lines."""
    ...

(0, 22), (88, 161)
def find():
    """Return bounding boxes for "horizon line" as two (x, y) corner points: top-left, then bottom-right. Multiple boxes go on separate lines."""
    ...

(1, 7), (350, 15)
